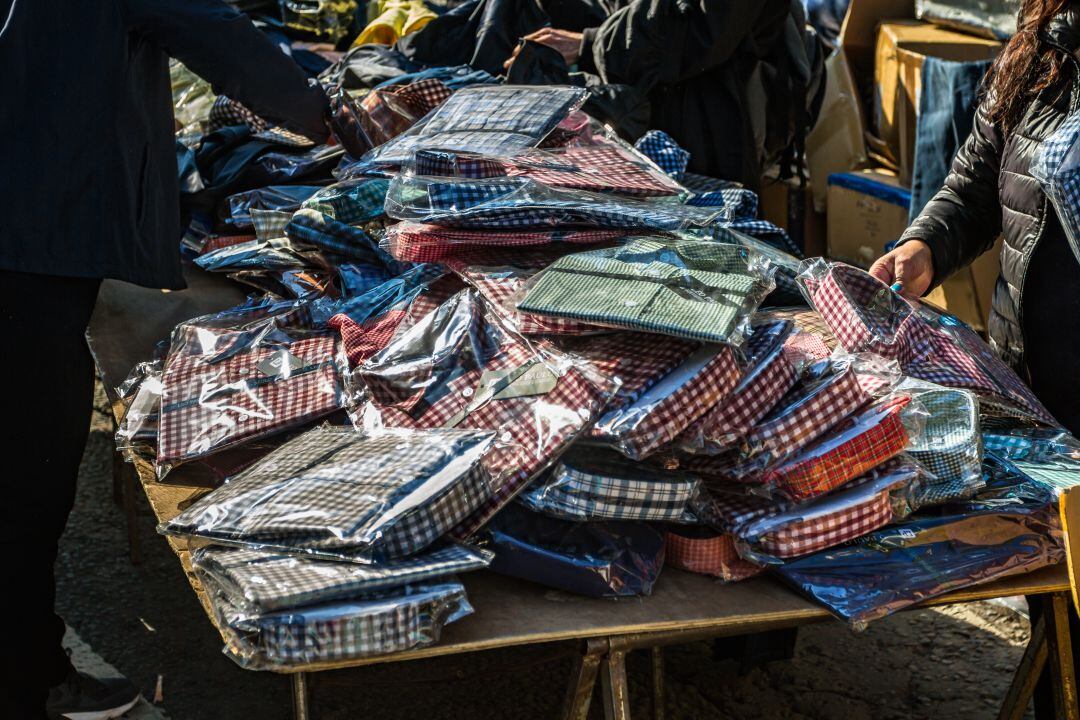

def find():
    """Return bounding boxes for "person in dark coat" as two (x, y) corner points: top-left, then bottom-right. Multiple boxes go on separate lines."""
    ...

(0, 2), (328, 717)
(871, 4), (1080, 715)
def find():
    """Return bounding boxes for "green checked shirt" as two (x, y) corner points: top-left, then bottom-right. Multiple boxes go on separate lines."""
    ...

(517, 238), (772, 344)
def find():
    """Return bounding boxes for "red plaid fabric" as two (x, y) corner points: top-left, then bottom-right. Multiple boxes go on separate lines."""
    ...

(361, 78), (453, 144)
(507, 144), (685, 197)
(782, 330), (833, 367)
(328, 310), (407, 368)
(756, 308), (838, 347)
(158, 333), (344, 465)
(756, 489), (893, 558)
(451, 265), (605, 336)
(743, 366), (870, 467)
(761, 397), (910, 502)
(385, 223), (622, 264)
(201, 235), (257, 255)
(358, 292), (614, 537)
(382, 275), (467, 349)
(803, 262), (1054, 424)
(563, 333), (699, 408)
(664, 530), (763, 582)
(677, 344), (797, 453)
(593, 347), (742, 460)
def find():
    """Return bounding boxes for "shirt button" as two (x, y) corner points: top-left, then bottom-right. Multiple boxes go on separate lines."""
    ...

(462, 387), (474, 398)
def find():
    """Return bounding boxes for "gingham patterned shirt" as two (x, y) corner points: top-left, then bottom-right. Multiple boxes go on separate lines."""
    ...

(664, 528), (763, 582)
(384, 223), (623, 264)
(161, 425), (496, 562)
(301, 177), (391, 226)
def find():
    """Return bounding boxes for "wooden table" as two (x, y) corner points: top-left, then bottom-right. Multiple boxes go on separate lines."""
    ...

(87, 267), (1080, 720)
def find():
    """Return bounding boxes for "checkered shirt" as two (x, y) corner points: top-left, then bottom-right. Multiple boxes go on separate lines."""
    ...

(162, 425), (496, 561)
(803, 261), (1055, 424)
(560, 332), (700, 408)
(1032, 111), (1080, 255)
(251, 209), (294, 241)
(690, 486), (784, 534)
(358, 291), (615, 537)
(211, 580), (472, 668)
(518, 238), (770, 343)
(756, 489), (894, 559)
(192, 543), (491, 614)
(384, 222), (622, 264)
(664, 529), (763, 582)
(905, 383), (982, 484)
(520, 452), (700, 522)
(369, 85), (587, 165)
(284, 209), (404, 270)
(506, 144), (686, 197)
(417, 179), (720, 231)
(328, 310), (407, 368)
(157, 332), (345, 465)
(302, 178), (390, 226)
(676, 325), (798, 453)
(451, 264), (605, 336)
(200, 234), (257, 255)
(761, 397), (911, 502)
(742, 365), (870, 467)
(592, 346), (742, 460)
(633, 130), (689, 180)
(361, 78), (454, 145)
(414, 150), (506, 178)
(208, 95), (268, 133)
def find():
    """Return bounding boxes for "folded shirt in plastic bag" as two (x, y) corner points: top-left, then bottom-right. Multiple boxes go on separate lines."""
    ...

(384, 222), (623, 264)
(983, 430), (1080, 495)
(897, 378), (985, 507)
(519, 447), (700, 523)
(385, 174), (724, 231)
(192, 543), (491, 614)
(798, 260), (1056, 425)
(589, 344), (741, 460)
(674, 321), (798, 455)
(206, 579), (473, 669)
(517, 238), (774, 345)
(300, 177), (391, 225)
(483, 503), (665, 598)
(356, 290), (617, 537)
(161, 425), (496, 562)
(774, 454), (1064, 630)
(362, 85), (588, 166)
(663, 526), (763, 582)
(360, 78), (454, 146)
(226, 185), (322, 229)
(734, 457), (924, 564)
(157, 308), (348, 467)
(1033, 110), (1080, 259)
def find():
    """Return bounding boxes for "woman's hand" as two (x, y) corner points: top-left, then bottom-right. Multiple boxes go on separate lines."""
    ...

(503, 28), (584, 70)
(868, 240), (935, 299)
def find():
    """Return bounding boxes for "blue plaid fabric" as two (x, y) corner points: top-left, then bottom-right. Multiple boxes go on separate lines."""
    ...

(285, 209), (409, 274)
(368, 85), (587, 166)
(1032, 111), (1080, 250)
(302, 178), (390, 225)
(419, 179), (719, 230)
(634, 130), (689, 180)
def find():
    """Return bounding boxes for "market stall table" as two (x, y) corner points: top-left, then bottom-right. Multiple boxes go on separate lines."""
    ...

(88, 267), (1078, 720)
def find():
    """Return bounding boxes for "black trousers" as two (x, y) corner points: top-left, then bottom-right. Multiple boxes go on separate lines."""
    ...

(0, 271), (101, 719)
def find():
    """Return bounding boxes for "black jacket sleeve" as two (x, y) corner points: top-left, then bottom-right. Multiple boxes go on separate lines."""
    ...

(899, 101), (1004, 287)
(580, 0), (770, 92)
(123, 0), (329, 140)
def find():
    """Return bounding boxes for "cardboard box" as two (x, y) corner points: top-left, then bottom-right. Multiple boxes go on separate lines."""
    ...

(760, 177), (827, 259)
(875, 21), (1001, 182)
(826, 169), (911, 267)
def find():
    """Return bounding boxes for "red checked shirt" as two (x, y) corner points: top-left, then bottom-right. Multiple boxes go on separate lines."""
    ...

(664, 529), (763, 582)
(384, 223), (623, 264)
(357, 291), (615, 537)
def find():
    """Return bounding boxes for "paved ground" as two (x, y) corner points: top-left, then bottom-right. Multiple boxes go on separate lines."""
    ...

(55, 386), (1037, 719)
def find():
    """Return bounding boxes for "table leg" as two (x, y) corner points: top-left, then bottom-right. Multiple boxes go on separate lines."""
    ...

(651, 646), (665, 720)
(292, 672), (312, 720)
(562, 638), (607, 720)
(998, 615), (1048, 720)
(1045, 593), (1079, 720)
(601, 642), (631, 720)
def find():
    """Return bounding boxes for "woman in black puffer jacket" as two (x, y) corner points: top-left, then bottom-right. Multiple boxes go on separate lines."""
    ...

(871, 0), (1080, 435)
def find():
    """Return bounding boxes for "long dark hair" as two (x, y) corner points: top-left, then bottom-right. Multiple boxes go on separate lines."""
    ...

(986, 0), (1070, 132)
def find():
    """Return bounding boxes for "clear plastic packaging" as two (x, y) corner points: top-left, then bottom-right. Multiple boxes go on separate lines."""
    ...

(115, 359), (164, 463)
(735, 457), (926, 565)
(797, 259), (1056, 425)
(226, 186), (322, 229)
(483, 503), (666, 598)
(916, 0), (1019, 39)
(194, 237), (315, 272)
(663, 527), (763, 582)
(227, 268), (337, 301)
(358, 79), (453, 147)
(171, 60), (216, 147)
(515, 238), (775, 345)
(774, 454), (1064, 630)
(362, 85), (589, 167)
(206, 579), (473, 669)
(191, 543), (492, 614)
(519, 447), (700, 523)
(384, 222), (624, 264)
(1032, 113), (1080, 261)
(984, 427), (1080, 495)
(280, 0), (359, 42)
(354, 290), (619, 538)
(160, 424), (496, 562)
(897, 378), (986, 507)
(155, 303), (348, 469)
(589, 344), (741, 460)
(385, 173), (724, 231)
(674, 320), (798, 455)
